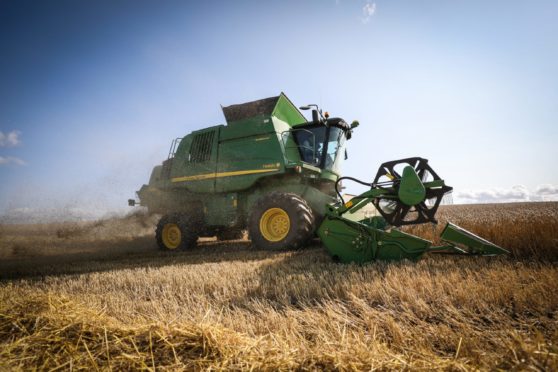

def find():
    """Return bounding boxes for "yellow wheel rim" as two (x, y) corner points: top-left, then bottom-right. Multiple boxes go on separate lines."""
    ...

(259, 208), (290, 242)
(162, 223), (181, 249)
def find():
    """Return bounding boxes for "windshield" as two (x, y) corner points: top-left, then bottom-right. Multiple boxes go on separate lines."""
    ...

(292, 125), (347, 174)
(325, 127), (346, 174)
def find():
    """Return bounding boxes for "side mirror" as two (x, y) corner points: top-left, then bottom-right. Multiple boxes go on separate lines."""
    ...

(350, 120), (360, 129)
(312, 109), (319, 123)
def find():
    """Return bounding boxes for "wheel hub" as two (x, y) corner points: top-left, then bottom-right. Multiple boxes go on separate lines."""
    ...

(162, 223), (181, 249)
(259, 207), (290, 242)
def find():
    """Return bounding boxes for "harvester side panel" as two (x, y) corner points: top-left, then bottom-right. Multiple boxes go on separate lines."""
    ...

(169, 126), (221, 193)
(219, 116), (273, 140)
(204, 193), (240, 227)
(214, 120), (290, 193)
(165, 115), (302, 195)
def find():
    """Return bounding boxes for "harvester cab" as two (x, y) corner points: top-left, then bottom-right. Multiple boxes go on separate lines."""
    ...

(290, 111), (352, 174)
(130, 93), (508, 263)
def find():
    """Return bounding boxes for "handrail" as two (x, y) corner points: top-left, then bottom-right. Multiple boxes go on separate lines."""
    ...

(167, 137), (183, 159)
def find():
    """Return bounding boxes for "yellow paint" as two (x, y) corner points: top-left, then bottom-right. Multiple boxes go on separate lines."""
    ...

(162, 223), (181, 249)
(344, 200), (354, 208)
(172, 168), (279, 183)
(259, 207), (290, 242)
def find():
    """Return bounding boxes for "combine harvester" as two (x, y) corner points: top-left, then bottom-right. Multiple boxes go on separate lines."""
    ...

(130, 93), (508, 263)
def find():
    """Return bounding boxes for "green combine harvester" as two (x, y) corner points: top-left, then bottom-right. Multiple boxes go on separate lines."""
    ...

(130, 93), (508, 263)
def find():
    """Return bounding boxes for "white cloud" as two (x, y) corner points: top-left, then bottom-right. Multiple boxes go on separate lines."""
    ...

(0, 156), (26, 166)
(535, 184), (558, 196)
(0, 130), (21, 147)
(362, 2), (376, 23)
(454, 184), (558, 204)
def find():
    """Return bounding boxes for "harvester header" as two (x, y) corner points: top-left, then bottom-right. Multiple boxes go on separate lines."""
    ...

(318, 157), (509, 263)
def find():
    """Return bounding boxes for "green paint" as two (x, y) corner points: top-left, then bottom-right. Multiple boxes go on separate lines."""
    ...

(439, 222), (509, 255)
(271, 93), (307, 126)
(317, 212), (431, 263)
(136, 93), (347, 231)
(318, 163), (508, 263)
(135, 93), (507, 263)
(398, 166), (426, 206)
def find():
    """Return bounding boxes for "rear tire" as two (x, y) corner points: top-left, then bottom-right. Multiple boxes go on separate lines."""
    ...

(156, 213), (200, 251)
(248, 192), (315, 250)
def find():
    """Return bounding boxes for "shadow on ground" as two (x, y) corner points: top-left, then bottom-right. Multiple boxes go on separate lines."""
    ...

(0, 238), (288, 280)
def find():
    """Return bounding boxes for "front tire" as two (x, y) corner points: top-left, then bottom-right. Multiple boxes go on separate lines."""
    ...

(248, 192), (315, 250)
(156, 213), (199, 251)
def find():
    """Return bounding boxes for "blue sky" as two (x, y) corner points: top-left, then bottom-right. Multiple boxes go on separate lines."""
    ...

(1, 0), (557, 220)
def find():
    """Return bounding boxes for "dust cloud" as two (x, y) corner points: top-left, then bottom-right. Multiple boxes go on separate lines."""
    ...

(0, 210), (158, 260)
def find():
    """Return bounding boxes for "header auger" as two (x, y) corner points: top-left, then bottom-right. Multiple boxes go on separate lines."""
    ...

(130, 93), (508, 263)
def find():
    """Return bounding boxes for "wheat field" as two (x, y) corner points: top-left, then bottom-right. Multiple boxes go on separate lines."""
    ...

(1, 202), (557, 370)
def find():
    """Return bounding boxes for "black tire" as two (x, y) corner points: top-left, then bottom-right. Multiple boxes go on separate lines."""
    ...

(248, 192), (315, 250)
(156, 213), (200, 251)
(216, 229), (245, 241)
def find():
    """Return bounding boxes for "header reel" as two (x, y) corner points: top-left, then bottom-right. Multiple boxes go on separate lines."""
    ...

(371, 157), (453, 226)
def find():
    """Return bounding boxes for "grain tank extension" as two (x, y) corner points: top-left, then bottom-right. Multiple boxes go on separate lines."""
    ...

(130, 93), (508, 262)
